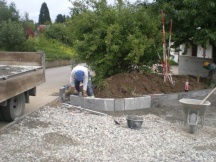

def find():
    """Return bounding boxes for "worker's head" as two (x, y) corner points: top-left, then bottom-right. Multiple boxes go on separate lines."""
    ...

(75, 70), (84, 81)
(203, 61), (211, 70)
(203, 61), (209, 67)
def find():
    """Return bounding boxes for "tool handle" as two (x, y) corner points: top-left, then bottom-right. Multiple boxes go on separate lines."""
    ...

(200, 86), (216, 104)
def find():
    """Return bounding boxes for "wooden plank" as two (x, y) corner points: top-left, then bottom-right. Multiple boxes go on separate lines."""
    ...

(0, 69), (45, 103)
(0, 52), (44, 66)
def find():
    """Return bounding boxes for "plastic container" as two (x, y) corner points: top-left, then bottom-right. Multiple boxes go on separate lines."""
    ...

(127, 115), (143, 130)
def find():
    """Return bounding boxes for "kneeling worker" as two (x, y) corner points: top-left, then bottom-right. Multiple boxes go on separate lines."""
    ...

(70, 65), (94, 97)
(203, 61), (216, 85)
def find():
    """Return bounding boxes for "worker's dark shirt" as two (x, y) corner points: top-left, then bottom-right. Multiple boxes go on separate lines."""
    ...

(208, 63), (216, 78)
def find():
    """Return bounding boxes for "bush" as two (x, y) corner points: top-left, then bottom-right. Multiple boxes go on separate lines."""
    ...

(44, 23), (72, 45)
(68, 1), (161, 81)
(32, 35), (75, 61)
(0, 20), (26, 51)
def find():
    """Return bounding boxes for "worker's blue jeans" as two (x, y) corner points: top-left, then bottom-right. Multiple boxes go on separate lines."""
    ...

(74, 72), (94, 96)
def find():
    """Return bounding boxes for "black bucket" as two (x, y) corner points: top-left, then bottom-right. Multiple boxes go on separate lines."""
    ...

(127, 115), (143, 130)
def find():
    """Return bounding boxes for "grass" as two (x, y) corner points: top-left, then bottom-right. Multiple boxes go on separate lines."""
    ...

(26, 36), (75, 61)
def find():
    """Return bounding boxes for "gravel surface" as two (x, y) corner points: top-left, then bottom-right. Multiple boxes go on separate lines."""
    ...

(0, 102), (216, 162)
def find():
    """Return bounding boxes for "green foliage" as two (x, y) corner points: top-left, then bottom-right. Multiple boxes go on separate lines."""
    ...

(55, 14), (66, 23)
(68, 0), (161, 81)
(156, 0), (216, 48)
(0, 0), (19, 22)
(169, 59), (178, 65)
(38, 2), (51, 24)
(44, 23), (72, 45)
(24, 35), (75, 61)
(20, 12), (36, 30)
(22, 37), (36, 52)
(0, 20), (26, 51)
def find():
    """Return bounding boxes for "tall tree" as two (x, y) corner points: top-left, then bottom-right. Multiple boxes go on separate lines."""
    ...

(55, 14), (66, 23)
(38, 2), (51, 24)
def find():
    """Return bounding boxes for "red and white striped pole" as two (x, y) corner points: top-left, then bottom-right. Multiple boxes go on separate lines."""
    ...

(161, 10), (167, 82)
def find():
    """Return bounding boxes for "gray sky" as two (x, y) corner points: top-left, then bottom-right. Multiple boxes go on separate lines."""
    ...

(7, 0), (72, 23)
(6, 0), (153, 23)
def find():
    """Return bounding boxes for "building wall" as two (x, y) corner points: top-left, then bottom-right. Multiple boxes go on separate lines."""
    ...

(181, 44), (213, 58)
(178, 55), (214, 78)
(197, 45), (212, 58)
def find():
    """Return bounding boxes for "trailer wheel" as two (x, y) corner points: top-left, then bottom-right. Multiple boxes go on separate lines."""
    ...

(0, 109), (3, 121)
(1, 93), (25, 122)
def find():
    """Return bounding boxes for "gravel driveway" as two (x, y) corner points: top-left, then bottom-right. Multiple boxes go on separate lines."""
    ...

(0, 96), (216, 162)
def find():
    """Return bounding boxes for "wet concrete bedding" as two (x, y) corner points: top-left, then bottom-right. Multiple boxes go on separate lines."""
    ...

(0, 65), (41, 78)
(0, 94), (216, 161)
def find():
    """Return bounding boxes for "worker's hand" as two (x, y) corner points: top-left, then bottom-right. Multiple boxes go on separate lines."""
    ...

(83, 91), (88, 97)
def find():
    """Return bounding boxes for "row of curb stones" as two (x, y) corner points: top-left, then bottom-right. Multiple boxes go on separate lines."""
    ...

(67, 89), (215, 112)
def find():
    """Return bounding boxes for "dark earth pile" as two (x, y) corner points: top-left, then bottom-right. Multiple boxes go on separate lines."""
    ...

(94, 72), (208, 98)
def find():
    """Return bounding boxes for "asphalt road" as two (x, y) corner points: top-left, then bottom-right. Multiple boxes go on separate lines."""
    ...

(0, 65), (71, 128)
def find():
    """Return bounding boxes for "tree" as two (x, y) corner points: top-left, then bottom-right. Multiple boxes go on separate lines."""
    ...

(155, 0), (216, 49)
(0, 19), (26, 51)
(38, 2), (51, 24)
(68, 0), (161, 81)
(0, 0), (19, 22)
(44, 23), (72, 45)
(55, 14), (66, 23)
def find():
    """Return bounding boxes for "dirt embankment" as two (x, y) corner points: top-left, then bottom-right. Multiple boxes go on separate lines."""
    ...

(94, 72), (208, 98)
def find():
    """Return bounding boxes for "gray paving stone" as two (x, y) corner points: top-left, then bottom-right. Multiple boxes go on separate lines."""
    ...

(103, 98), (115, 111)
(157, 93), (178, 106)
(69, 89), (215, 111)
(84, 97), (97, 110)
(134, 96), (151, 109)
(114, 99), (125, 111)
(124, 98), (135, 110)
(93, 98), (107, 111)
(59, 87), (65, 101)
(150, 94), (163, 107)
(70, 95), (84, 107)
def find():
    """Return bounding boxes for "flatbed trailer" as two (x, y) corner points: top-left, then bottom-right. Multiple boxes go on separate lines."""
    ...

(0, 52), (46, 121)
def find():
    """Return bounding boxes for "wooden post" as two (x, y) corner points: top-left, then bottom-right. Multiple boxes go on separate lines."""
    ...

(197, 74), (200, 83)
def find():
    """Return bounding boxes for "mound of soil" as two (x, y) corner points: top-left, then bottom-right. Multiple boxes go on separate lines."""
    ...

(94, 72), (208, 98)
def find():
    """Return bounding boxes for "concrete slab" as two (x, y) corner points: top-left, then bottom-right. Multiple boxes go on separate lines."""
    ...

(150, 94), (164, 107)
(70, 95), (84, 107)
(157, 93), (178, 106)
(94, 98), (107, 111)
(84, 97), (98, 110)
(69, 88), (216, 112)
(59, 87), (65, 101)
(114, 99), (125, 111)
(104, 98), (115, 111)
(124, 98), (135, 110)
(134, 96), (151, 109)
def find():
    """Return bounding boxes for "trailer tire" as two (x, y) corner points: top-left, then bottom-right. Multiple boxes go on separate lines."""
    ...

(0, 109), (3, 121)
(1, 93), (25, 122)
